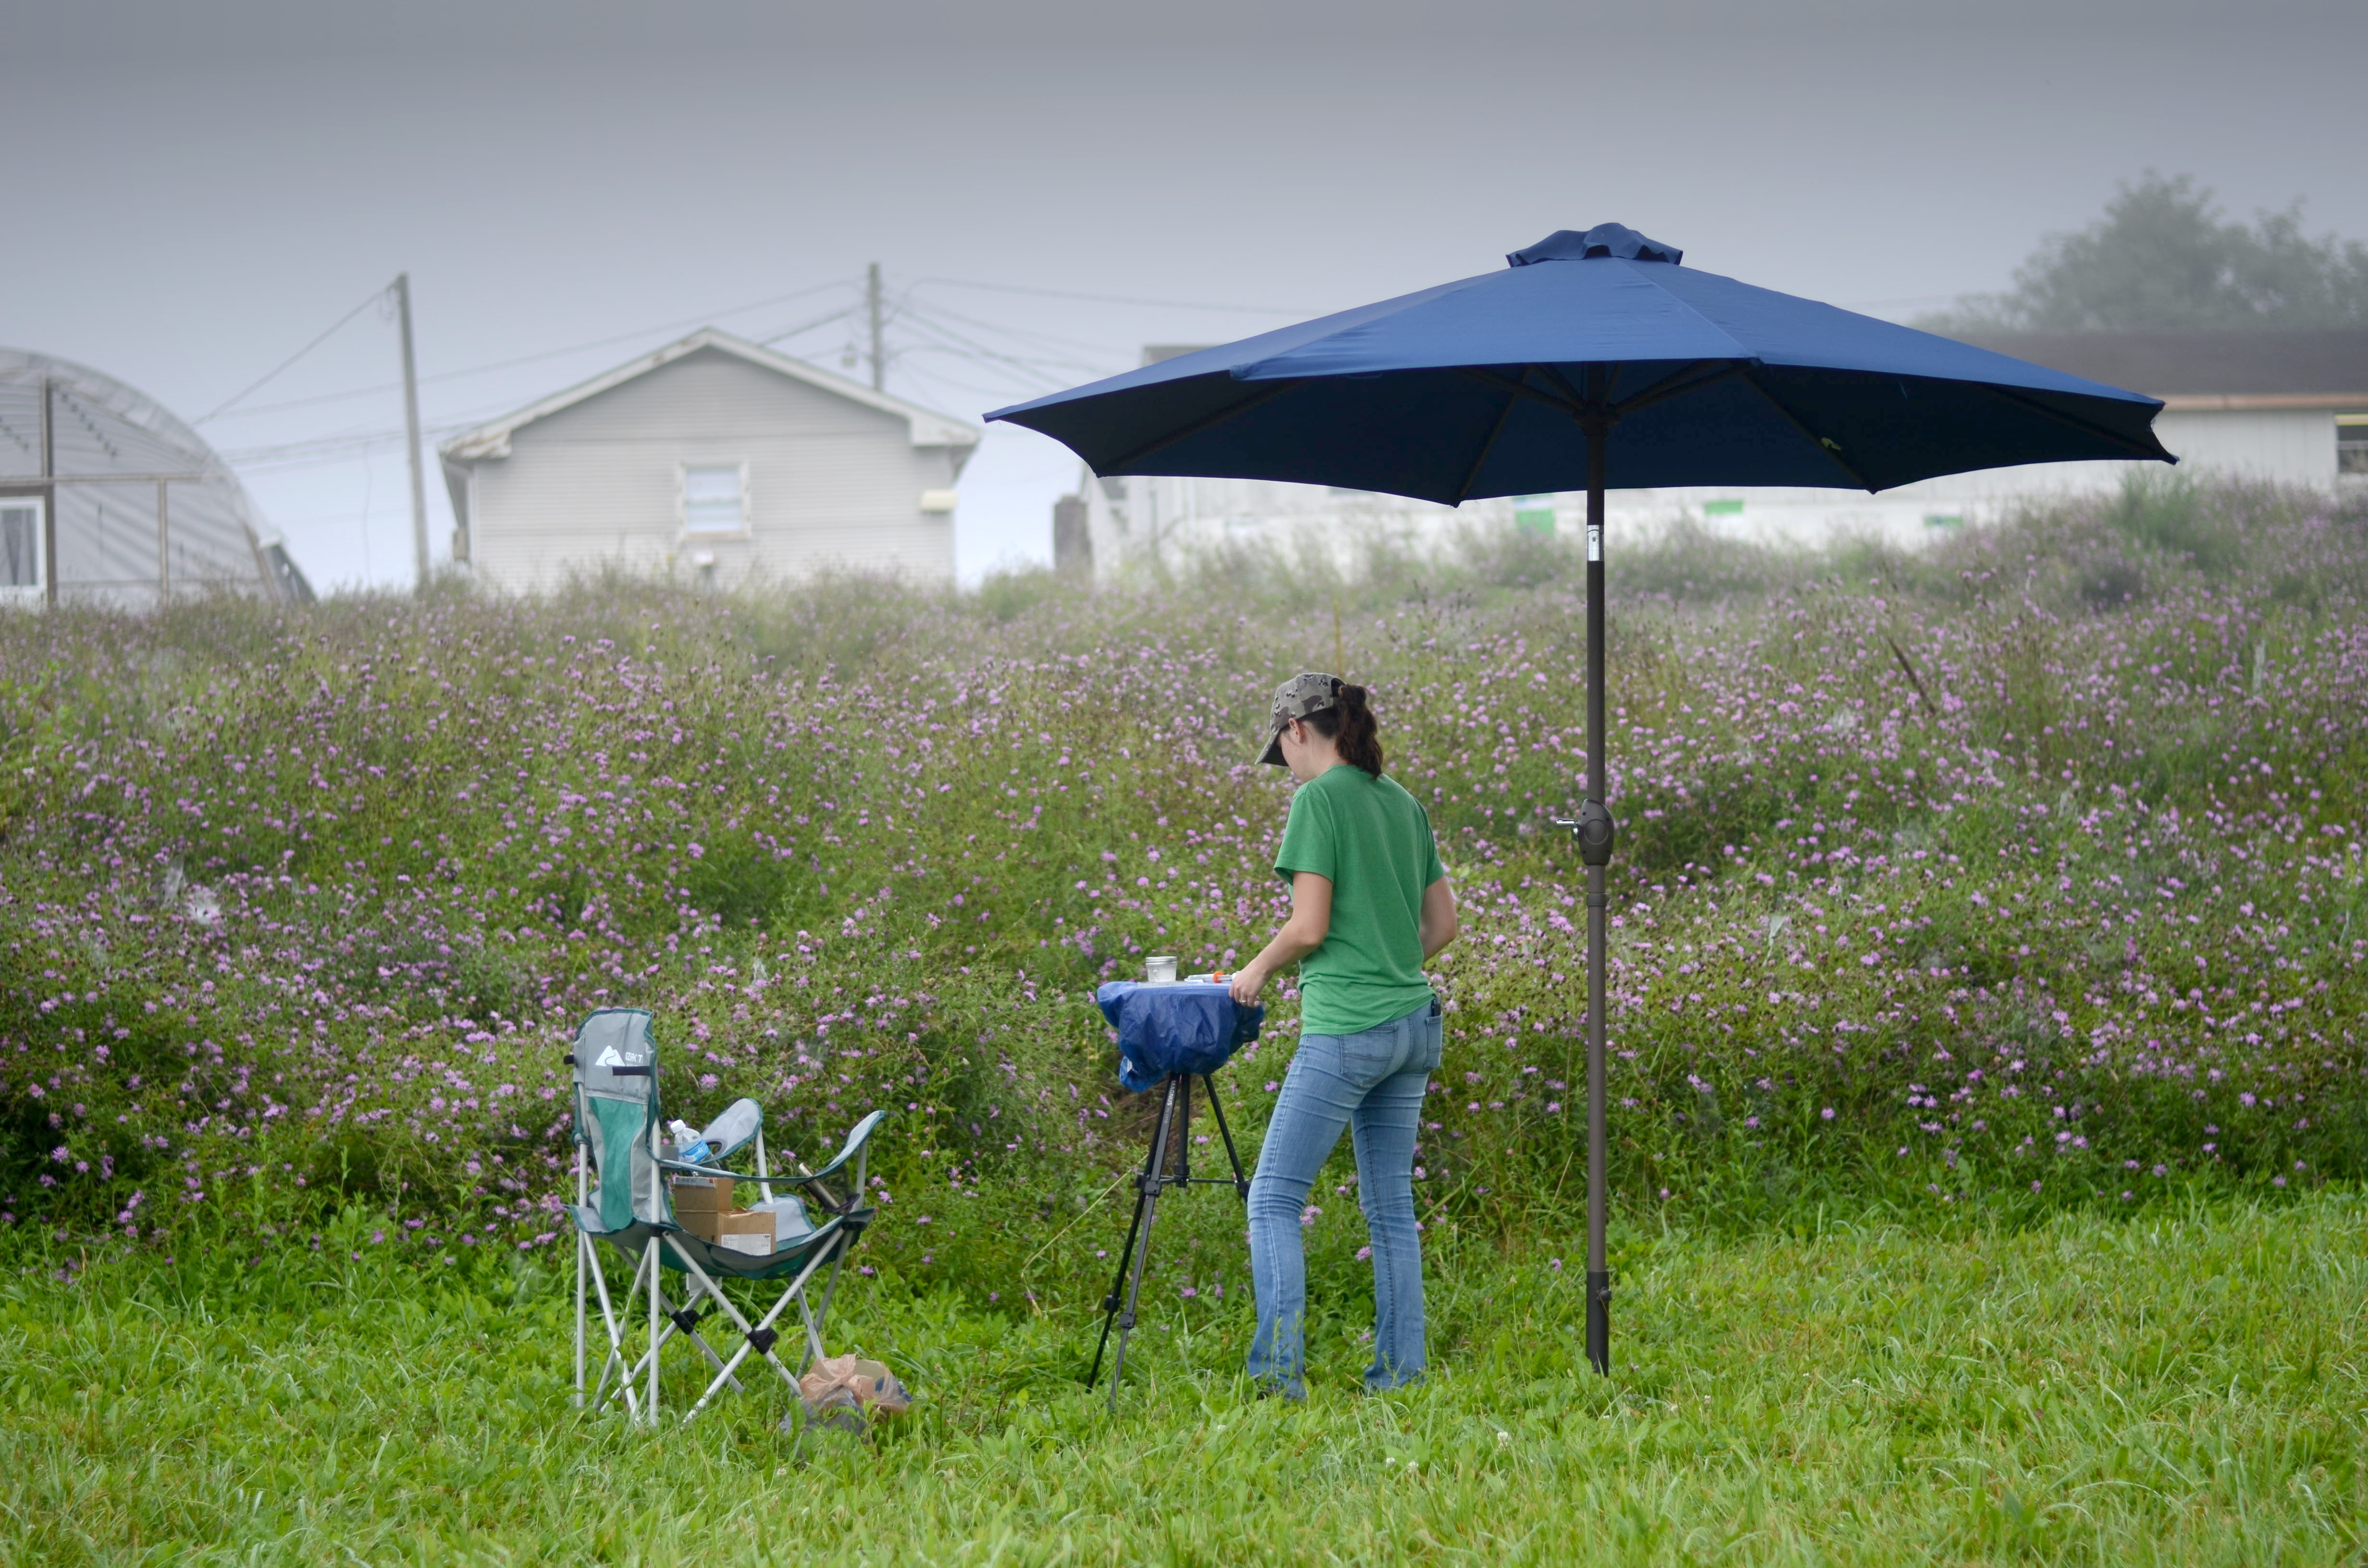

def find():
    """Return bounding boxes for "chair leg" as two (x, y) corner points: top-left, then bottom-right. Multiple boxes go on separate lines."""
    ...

(646, 1237), (662, 1426)
(802, 1250), (847, 1373)
(573, 1150), (589, 1406)
(657, 1279), (747, 1394)
(671, 1233), (839, 1423)
(572, 1230), (586, 1407)
(586, 1239), (641, 1422)
(796, 1289), (830, 1368)
(614, 1275), (744, 1400)
(607, 1245), (661, 1417)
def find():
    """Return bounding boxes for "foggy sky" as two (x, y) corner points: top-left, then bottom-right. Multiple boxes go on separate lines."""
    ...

(6, 0), (2362, 591)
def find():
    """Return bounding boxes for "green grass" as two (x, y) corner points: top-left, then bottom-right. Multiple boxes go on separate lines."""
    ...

(6, 1193), (2364, 1564)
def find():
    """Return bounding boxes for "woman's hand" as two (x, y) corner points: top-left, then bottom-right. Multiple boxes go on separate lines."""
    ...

(1231, 872), (1331, 1007)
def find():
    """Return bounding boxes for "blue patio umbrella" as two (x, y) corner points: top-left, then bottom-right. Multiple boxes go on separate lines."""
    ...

(988, 223), (2175, 1373)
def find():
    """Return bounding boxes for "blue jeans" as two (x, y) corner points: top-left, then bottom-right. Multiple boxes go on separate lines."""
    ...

(1246, 996), (1442, 1397)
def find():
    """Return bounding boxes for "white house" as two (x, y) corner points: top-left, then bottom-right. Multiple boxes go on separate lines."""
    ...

(440, 328), (979, 593)
(1058, 331), (2368, 577)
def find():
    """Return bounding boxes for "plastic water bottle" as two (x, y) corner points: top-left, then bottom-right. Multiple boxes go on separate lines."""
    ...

(668, 1118), (712, 1164)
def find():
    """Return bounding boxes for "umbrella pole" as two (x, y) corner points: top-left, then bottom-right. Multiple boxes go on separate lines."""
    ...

(1583, 423), (1612, 1376)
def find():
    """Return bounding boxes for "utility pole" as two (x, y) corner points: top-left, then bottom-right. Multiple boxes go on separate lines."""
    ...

(37, 376), (55, 607)
(866, 261), (886, 392)
(394, 272), (429, 592)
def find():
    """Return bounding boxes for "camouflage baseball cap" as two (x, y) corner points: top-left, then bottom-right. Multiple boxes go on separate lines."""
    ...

(1256, 672), (1343, 765)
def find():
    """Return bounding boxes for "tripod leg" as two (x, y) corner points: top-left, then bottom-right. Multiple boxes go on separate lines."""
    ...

(1087, 1178), (1150, 1389)
(1109, 1076), (1181, 1411)
(1087, 1073), (1173, 1389)
(1203, 1075), (1251, 1200)
(1175, 1075), (1192, 1187)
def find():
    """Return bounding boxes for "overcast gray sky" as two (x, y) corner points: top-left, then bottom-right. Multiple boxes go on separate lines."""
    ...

(6, 0), (2362, 590)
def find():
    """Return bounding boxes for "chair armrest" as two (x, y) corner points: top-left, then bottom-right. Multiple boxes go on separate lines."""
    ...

(776, 1109), (888, 1188)
(655, 1155), (744, 1180)
(700, 1098), (764, 1164)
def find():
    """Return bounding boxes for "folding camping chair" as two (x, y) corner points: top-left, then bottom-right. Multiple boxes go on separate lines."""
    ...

(566, 1007), (885, 1427)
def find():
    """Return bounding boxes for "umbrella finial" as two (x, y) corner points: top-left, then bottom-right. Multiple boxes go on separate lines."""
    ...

(1507, 224), (1682, 267)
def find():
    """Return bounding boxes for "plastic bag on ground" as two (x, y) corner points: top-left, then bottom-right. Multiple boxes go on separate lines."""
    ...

(787, 1355), (912, 1435)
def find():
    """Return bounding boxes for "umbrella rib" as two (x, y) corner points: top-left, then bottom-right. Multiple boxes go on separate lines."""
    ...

(1098, 379), (1299, 473)
(1611, 361), (1752, 418)
(1739, 370), (1879, 492)
(1451, 378), (1527, 504)
(1457, 367), (1582, 418)
(1977, 384), (2171, 461)
(1536, 364), (1594, 413)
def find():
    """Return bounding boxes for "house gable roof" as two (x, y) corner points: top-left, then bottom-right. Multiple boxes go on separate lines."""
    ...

(437, 327), (981, 464)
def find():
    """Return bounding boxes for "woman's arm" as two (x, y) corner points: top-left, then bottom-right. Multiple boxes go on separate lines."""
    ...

(1419, 876), (1459, 960)
(1228, 871), (1332, 1004)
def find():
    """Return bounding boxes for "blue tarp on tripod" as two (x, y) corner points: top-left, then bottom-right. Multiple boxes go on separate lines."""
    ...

(1095, 981), (1265, 1093)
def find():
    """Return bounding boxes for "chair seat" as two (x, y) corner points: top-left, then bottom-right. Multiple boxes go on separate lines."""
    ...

(584, 1206), (869, 1281)
(578, 1193), (815, 1245)
(752, 1195), (816, 1244)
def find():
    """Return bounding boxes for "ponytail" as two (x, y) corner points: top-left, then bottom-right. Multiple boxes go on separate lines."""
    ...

(1304, 681), (1384, 777)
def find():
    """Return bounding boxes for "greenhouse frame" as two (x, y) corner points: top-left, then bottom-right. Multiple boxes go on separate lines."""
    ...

(1, 347), (311, 609)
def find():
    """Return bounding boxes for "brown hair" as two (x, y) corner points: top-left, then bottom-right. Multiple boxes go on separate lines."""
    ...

(1301, 681), (1383, 777)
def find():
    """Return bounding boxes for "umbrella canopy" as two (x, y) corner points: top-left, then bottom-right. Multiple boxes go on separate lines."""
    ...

(988, 222), (2173, 499)
(992, 225), (2174, 1382)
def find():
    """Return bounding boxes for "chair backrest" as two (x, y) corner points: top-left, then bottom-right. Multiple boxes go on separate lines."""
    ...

(569, 1008), (669, 1232)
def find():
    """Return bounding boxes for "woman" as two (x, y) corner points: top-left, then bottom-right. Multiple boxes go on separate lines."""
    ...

(1228, 672), (1458, 1398)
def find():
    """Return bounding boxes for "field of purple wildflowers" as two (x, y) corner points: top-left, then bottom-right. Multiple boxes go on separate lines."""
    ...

(4, 475), (2366, 1299)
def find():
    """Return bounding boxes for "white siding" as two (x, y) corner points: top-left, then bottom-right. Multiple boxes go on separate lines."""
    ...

(2154, 408), (2339, 481)
(469, 347), (957, 593)
(1079, 406), (2361, 576)
(1625, 407), (2350, 551)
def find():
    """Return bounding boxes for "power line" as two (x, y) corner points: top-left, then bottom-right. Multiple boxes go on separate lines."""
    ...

(201, 275), (865, 423)
(894, 360), (1054, 407)
(195, 284), (390, 425)
(223, 270), (1230, 475)
(892, 294), (1143, 359)
(754, 305), (861, 349)
(218, 407), (497, 467)
(895, 303), (1115, 383)
(907, 275), (1321, 316)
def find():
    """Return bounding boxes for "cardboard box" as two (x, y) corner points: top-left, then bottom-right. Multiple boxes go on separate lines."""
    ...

(712, 1209), (776, 1254)
(669, 1174), (732, 1213)
(670, 1176), (734, 1237)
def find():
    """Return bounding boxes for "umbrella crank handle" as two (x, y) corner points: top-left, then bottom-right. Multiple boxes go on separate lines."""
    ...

(1555, 800), (1616, 868)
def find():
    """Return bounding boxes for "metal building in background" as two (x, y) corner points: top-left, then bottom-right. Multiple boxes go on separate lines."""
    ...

(0, 348), (312, 609)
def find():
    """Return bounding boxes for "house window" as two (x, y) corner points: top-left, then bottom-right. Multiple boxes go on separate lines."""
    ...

(0, 499), (42, 597)
(2339, 415), (2368, 477)
(682, 464), (748, 535)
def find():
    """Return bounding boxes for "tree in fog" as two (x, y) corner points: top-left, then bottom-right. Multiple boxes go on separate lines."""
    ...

(1922, 172), (2368, 333)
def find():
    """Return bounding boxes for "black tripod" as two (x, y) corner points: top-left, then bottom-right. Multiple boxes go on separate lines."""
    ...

(1086, 1071), (1250, 1406)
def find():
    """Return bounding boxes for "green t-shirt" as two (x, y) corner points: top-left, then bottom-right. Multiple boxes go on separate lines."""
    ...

(1272, 765), (1447, 1036)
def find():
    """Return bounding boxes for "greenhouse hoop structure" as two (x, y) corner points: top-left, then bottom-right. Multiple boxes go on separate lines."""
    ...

(1, 347), (312, 609)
